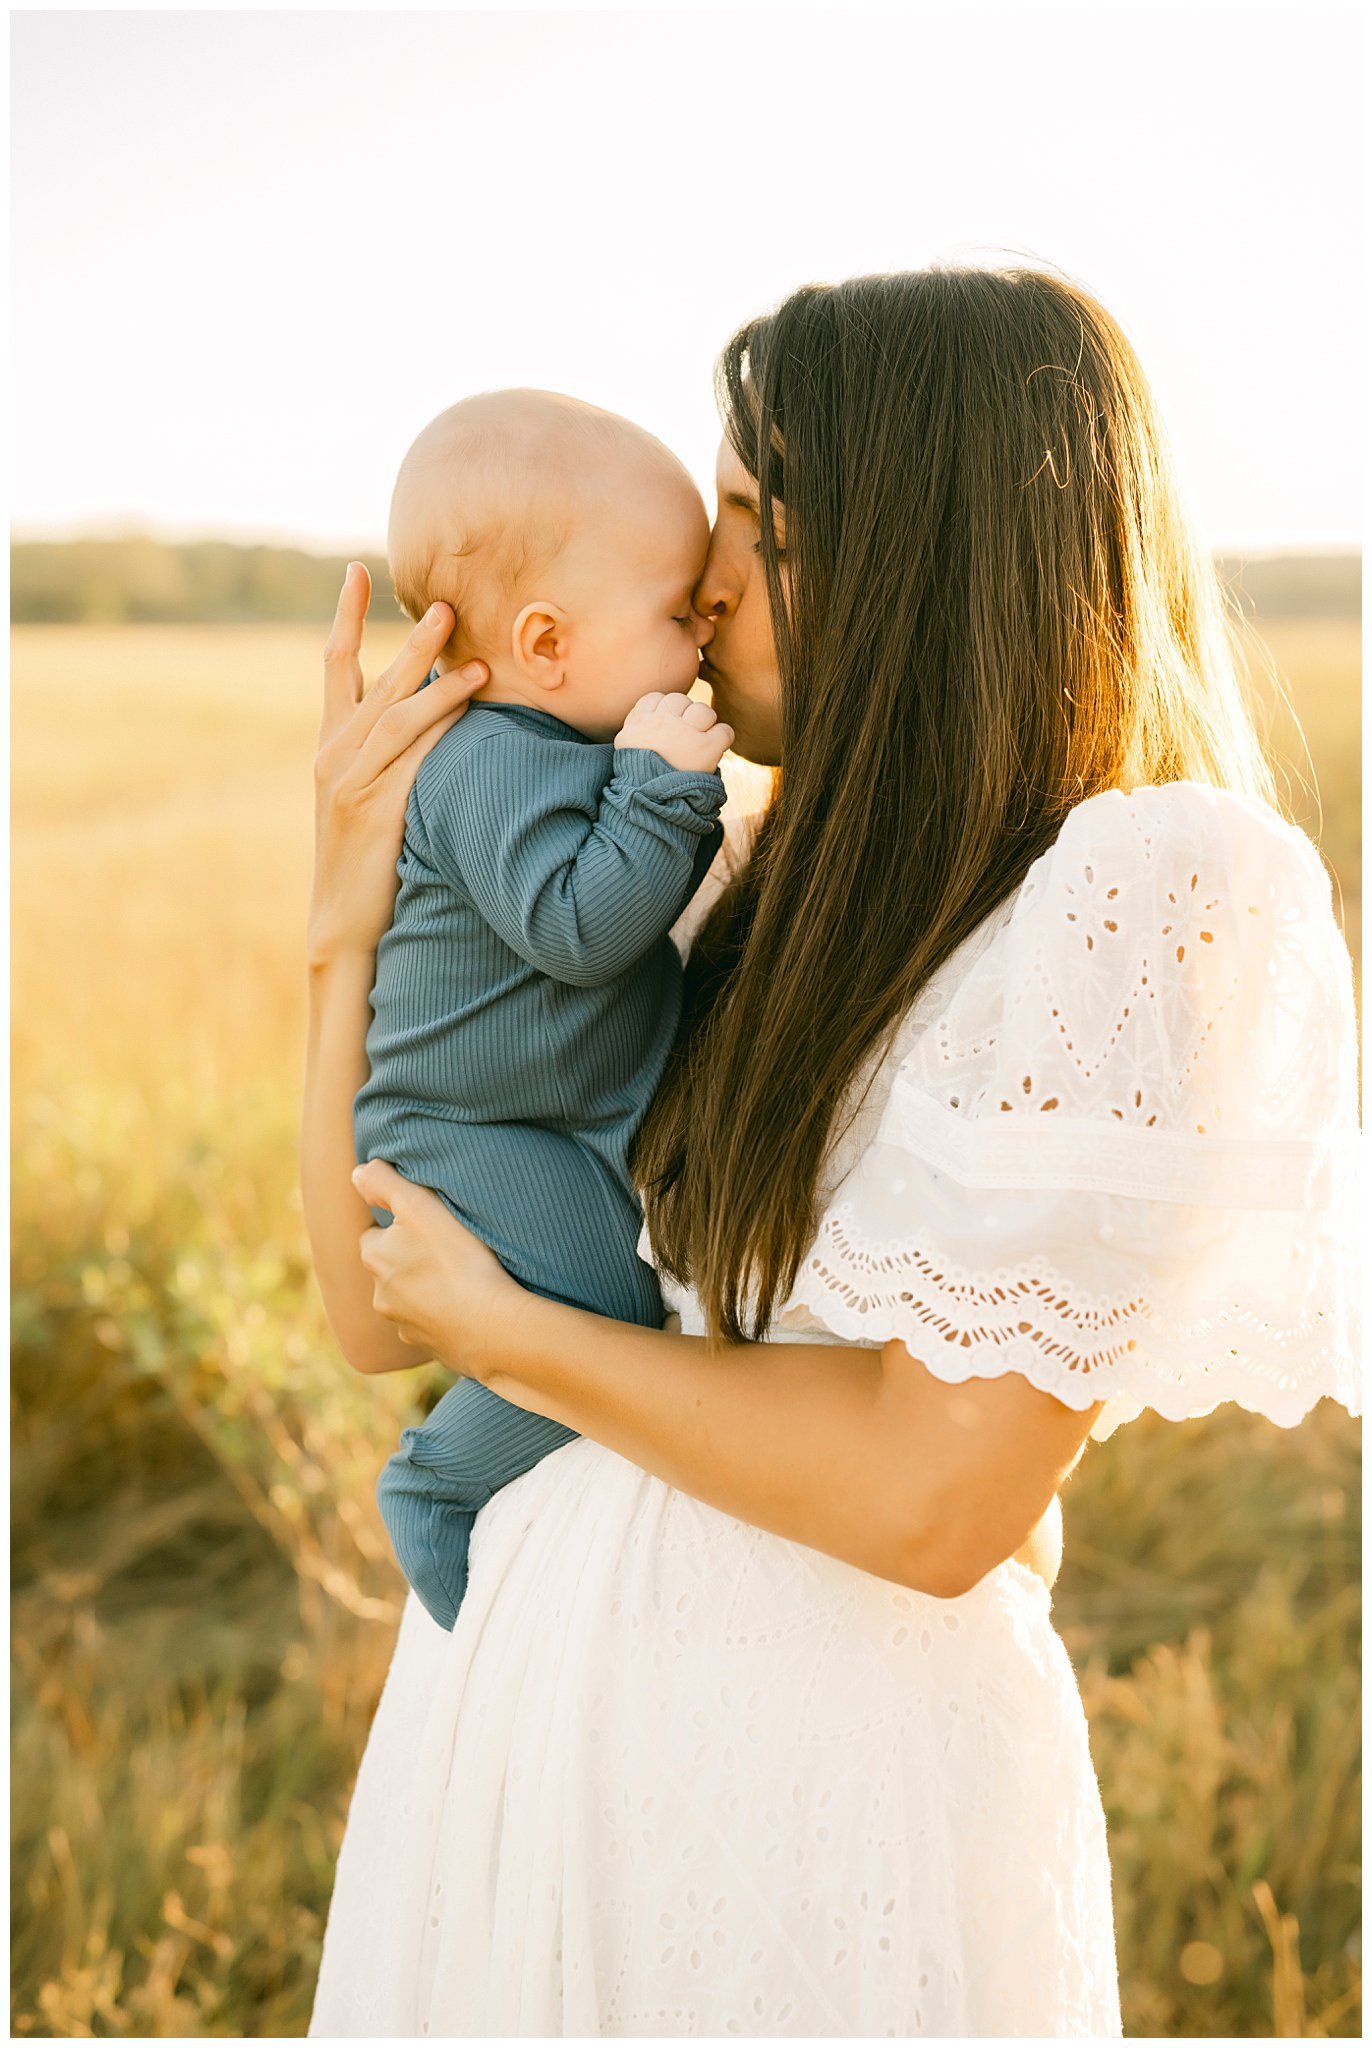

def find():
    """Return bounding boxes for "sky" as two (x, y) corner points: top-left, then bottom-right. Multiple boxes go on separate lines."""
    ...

(10, 5), (1362, 555)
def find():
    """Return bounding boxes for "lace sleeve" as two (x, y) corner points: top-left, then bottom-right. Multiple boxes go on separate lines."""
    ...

(786, 783), (1364, 1440)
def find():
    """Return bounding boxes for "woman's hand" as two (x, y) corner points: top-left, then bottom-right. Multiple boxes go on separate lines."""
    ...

(308, 565), (488, 966)
(352, 1159), (521, 1379)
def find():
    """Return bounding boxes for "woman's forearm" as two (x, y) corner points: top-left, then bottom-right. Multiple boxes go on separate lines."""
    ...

(482, 1295), (1096, 1596)
(487, 1296), (937, 1589)
(300, 953), (433, 1375)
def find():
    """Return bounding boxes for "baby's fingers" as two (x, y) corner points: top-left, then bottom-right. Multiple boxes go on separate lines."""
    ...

(681, 700), (716, 730)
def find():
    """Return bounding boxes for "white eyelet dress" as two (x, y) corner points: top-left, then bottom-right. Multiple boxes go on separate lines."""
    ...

(309, 777), (1362, 2038)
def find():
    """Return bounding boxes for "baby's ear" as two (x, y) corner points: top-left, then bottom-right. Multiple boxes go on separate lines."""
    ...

(512, 601), (570, 682)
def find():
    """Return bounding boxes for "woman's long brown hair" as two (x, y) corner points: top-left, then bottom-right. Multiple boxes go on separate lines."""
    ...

(631, 264), (1279, 1347)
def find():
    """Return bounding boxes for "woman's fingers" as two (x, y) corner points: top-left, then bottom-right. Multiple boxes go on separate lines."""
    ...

(349, 602), (458, 740)
(388, 703), (472, 780)
(322, 562), (371, 723)
(353, 1158), (413, 1213)
(353, 662), (487, 783)
(319, 574), (489, 788)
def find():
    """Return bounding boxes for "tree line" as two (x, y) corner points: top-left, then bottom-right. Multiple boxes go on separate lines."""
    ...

(9, 536), (1361, 624)
(11, 539), (407, 625)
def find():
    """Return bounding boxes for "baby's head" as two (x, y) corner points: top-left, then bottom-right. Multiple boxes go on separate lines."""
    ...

(388, 390), (711, 741)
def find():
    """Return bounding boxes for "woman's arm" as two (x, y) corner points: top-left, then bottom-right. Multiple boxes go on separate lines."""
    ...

(494, 1294), (1096, 1596)
(352, 1159), (1101, 1594)
(301, 952), (433, 1374)
(299, 568), (487, 1374)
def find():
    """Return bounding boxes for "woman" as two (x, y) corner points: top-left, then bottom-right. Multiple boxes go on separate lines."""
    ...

(302, 267), (1361, 2036)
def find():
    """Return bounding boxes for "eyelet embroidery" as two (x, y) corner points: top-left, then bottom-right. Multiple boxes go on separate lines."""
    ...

(776, 784), (1362, 1429)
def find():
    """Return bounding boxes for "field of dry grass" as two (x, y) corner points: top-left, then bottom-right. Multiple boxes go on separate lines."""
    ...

(10, 619), (1362, 2036)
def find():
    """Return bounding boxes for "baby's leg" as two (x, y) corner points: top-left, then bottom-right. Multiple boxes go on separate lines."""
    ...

(376, 1131), (663, 1629)
(376, 1377), (579, 1631)
(429, 1125), (667, 1331)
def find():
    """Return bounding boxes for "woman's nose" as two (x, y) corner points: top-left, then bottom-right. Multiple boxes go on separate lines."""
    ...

(693, 608), (717, 648)
(692, 541), (733, 625)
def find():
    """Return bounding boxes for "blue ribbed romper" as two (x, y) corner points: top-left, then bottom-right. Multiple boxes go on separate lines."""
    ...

(354, 695), (727, 1629)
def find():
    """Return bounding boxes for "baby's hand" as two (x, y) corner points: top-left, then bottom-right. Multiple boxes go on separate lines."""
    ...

(614, 692), (735, 775)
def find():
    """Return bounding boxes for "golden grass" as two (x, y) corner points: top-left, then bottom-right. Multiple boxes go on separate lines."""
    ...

(1243, 618), (1362, 993)
(10, 620), (1362, 2037)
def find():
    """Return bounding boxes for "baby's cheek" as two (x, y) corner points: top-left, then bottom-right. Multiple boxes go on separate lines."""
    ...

(672, 634), (702, 694)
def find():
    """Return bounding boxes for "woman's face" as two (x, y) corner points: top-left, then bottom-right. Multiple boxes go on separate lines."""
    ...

(692, 438), (784, 767)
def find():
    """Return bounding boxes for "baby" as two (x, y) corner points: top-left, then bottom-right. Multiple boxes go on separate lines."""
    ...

(354, 389), (732, 1629)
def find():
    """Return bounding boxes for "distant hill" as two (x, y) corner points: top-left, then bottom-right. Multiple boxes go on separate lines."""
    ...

(9, 538), (407, 625)
(8, 536), (1361, 626)
(1214, 552), (1360, 621)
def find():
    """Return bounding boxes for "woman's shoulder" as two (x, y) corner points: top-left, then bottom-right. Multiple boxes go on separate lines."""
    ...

(1018, 779), (1331, 911)
(892, 776), (1354, 1138)
(915, 777), (1339, 1020)
(1013, 778), (1346, 1035)
(1048, 776), (1302, 839)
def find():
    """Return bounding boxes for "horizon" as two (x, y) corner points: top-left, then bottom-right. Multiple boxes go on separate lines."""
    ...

(11, 520), (1362, 566)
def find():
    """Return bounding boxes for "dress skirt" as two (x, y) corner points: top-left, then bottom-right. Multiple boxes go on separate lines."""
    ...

(309, 1434), (1122, 2037)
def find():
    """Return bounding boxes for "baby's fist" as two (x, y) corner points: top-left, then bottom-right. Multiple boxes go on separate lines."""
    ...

(615, 691), (734, 775)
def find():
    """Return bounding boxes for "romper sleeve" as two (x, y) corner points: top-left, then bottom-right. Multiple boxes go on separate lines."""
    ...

(412, 727), (726, 987)
(785, 783), (1364, 1440)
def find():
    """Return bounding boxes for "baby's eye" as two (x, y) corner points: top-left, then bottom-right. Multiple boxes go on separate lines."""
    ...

(673, 614), (693, 628)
